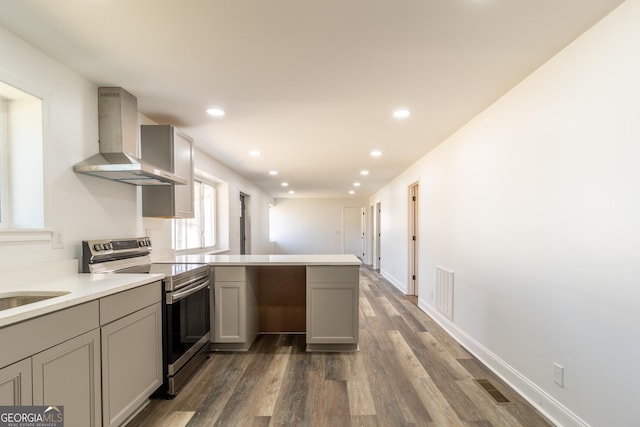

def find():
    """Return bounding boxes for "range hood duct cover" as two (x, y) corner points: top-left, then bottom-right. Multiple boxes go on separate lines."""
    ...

(74, 87), (187, 186)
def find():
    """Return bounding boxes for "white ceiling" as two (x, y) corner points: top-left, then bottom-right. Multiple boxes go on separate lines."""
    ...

(0, 0), (625, 198)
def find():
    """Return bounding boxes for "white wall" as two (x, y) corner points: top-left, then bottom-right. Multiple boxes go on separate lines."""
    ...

(371, 1), (639, 426)
(270, 197), (368, 255)
(0, 24), (141, 269)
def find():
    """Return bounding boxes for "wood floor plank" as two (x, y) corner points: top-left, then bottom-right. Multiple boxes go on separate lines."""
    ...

(307, 376), (351, 426)
(157, 411), (194, 427)
(376, 296), (401, 317)
(457, 379), (524, 427)
(350, 414), (380, 426)
(269, 348), (319, 424)
(388, 329), (466, 427)
(342, 353), (377, 416)
(362, 347), (431, 425)
(418, 331), (474, 381)
(359, 295), (376, 317)
(211, 336), (283, 426)
(185, 352), (254, 426)
(412, 349), (485, 423)
(250, 344), (292, 416)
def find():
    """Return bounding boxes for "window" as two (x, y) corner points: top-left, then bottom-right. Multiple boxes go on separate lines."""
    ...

(174, 179), (216, 250)
(0, 81), (44, 229)
(0, 97), (7, 226)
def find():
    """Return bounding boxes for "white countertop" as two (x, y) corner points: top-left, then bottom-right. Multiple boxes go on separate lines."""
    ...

(156, 254), (362, 266)
(0, 254), (360, 328)
(0, 272), (164, 328)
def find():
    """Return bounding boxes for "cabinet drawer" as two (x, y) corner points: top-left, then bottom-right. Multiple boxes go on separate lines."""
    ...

(215, 266), (245, 282)
(100, 281), (161, 325)
(0, 301), (99, 368)
(306, 266), (359, 283)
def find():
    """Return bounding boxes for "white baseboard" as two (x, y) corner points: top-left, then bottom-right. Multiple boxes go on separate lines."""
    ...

(416, 299), (589, 427)
(379, 269), (407, 294)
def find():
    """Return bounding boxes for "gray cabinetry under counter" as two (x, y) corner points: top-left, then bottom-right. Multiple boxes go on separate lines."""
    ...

(99, 281), (163, 427)
(306, 266), (359, 351)
(205, 256), (361, 352)
(0, 301), (101, 426)
(0, 358), (32, 406)
(212, 266), (258, 351)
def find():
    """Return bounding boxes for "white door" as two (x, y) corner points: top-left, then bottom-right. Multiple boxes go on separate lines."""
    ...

(374, 202), (381, 270)
(408, 182), (419, 296)
(343, 207), (364, 259)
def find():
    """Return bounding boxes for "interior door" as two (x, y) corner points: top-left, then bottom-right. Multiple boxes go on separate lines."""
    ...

(374, 202), (381, 270)
(343, 207), (364, 259)
(239, 194), (246, 255)
(408, 182), (419, 296)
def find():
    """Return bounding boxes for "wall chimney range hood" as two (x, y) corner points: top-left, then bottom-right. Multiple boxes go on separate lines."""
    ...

(74, 87), (187, 186)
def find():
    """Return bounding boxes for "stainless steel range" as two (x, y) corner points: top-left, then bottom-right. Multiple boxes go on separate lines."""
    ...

(81, 237), (211, 397)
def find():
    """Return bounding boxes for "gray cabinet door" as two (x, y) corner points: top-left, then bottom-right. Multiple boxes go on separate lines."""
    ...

(0, 358), (32, 405)
(306, 266), (359, 349)
(173, 129), (194, 218)
(306, 281), (359, 344)
(32, 329), (101, 427)
(141, 125), (194, 218)
(101, 302), (163, 427)
(215, 281), (246, 342)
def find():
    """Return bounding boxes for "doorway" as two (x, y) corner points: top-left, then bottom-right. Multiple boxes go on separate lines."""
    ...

(408, 182), (419, 298)
(374, 202), (381, 271)
(239, 193), (250, 255)
(343, 207), (365, 260)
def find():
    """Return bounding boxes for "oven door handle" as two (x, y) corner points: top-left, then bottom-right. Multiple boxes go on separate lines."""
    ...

(167, 280), (210, 304)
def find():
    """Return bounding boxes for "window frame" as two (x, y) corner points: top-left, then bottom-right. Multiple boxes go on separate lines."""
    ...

(0, 79), (46, 232)
(0, 97), (8, 227)
(173, 178), (216, 252)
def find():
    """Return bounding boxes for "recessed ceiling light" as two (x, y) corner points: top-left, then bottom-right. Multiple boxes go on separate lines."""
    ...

(353, 182), (361, 187)
(281, 182), (289, 187)
(370, 150), (382, 157)
(348, 190), (355, 195)
(360, 170), (369, 176)
(206, 107), (225, 117)
(288, 190), (295, 195)
(269, 170), (278, 176)
(249, 150), (261, 157)
(393, 109), (410, 119)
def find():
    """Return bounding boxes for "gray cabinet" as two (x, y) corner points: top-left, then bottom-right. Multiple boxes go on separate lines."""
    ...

(0, 301), (101, 427)
(0, 328), (101, 427)
(0, 358), (32, 406)
(213, 266), (258, 351)
(141, 124), (194, 218)
(32, 329), (102, 427)
(0, 301), (101, 425)
(100, 281), (163, 427)
(0, 281), (163, 427)
(306, 266), (359, 351)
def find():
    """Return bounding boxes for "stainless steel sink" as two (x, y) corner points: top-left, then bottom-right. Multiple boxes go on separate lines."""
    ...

(0, 291), (70, 311)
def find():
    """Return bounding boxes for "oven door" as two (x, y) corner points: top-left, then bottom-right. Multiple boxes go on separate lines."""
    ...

(165, 276), (211, 375)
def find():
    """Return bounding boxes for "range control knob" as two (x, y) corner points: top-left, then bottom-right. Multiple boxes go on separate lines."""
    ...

(93, 243), (103, 251)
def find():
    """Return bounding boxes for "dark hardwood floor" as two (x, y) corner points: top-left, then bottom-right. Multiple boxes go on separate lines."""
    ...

(128, 266), (553, 426)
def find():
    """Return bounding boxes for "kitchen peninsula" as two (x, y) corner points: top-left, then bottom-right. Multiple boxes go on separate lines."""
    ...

(158, 254), (362, 352)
